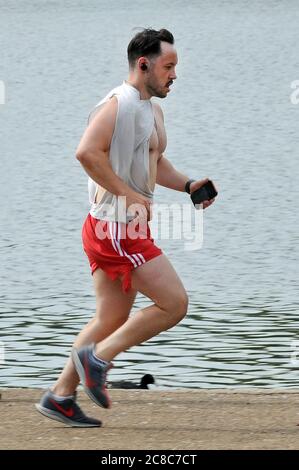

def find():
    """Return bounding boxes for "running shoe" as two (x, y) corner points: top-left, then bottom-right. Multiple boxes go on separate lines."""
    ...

(35, 389), (102, 427)
(72, 344), (112, 409)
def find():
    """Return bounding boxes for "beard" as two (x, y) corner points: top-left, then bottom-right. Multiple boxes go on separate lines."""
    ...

(145, 75), (168, 99)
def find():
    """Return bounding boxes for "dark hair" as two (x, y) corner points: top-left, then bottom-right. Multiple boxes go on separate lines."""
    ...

(127, 28), (174, 68)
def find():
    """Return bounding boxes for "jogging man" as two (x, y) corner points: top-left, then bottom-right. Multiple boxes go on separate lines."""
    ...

(36, 28), (216, 427)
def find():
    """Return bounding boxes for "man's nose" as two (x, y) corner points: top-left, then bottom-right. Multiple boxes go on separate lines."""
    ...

(170, 70), (177, 80)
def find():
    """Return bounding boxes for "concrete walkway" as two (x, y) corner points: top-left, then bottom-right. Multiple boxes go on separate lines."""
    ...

(0, 388), (298, 449)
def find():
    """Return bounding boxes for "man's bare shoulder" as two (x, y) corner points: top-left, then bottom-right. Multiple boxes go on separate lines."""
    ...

(89, 95), (118, 124)
(77, 96), (119, 157)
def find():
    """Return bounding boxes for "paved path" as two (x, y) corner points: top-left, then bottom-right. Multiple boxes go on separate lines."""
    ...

(0, 388), (298, 449)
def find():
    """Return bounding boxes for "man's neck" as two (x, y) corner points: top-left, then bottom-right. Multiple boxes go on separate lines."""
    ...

(126, 77), (152, 100)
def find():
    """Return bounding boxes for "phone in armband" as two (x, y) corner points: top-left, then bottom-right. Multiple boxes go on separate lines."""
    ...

(190, 180), (218, 206)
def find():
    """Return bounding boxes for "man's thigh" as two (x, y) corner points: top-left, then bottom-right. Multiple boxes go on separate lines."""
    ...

(131, 254), (187, 309)
(92, 268), (137, 320)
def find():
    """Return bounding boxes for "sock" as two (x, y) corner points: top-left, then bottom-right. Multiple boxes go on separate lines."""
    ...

(92, 349), (109, 367)
(50, 391), (74, 401)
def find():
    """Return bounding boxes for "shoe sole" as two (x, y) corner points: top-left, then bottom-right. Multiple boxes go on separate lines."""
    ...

(35, 404), (101, 428)
(71, 347), (111, 409)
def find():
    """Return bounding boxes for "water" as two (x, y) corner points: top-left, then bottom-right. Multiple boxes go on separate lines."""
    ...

(1, 0), (299, 389)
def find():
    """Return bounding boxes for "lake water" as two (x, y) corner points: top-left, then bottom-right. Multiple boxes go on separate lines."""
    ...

(1, 0), (299, 389)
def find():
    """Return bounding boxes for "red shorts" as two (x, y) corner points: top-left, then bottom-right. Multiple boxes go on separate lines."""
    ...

(82, 213), (163, 293)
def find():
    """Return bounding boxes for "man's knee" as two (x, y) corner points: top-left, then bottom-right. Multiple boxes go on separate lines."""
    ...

(174, 291), (189, 320)
(162, 290), (189, 326)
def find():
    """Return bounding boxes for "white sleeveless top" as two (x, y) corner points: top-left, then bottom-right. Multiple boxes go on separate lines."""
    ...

(87, 81), (155, 222)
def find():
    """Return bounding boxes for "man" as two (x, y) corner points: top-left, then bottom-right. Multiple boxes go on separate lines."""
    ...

(36, 28), (216, 427)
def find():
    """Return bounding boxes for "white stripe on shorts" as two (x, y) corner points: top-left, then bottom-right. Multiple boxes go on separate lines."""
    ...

(108, 221), (147, 269)
(114, 222), (138, 268)
(131, 254), (142, 266)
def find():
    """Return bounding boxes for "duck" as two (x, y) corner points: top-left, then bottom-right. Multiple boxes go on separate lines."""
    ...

(108, 374), (155, 389)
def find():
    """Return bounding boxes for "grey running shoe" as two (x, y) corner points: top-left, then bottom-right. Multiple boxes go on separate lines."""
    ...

(35, 389), (102, 427)
(72, 344), (112, 409)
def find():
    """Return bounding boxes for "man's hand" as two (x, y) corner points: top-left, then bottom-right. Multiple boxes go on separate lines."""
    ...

(189, 178), (217, 210)
(125, 190), (152, 221)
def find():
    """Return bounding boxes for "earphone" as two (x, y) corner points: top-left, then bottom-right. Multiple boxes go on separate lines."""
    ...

(140, 62), (148, 71)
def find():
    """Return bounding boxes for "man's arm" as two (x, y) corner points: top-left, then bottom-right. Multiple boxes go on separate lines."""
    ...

(156, 156), (216, 210)
(76, 97), (134, 197)
(156, 155), (189, 192)
(154, 103), (216, 209)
